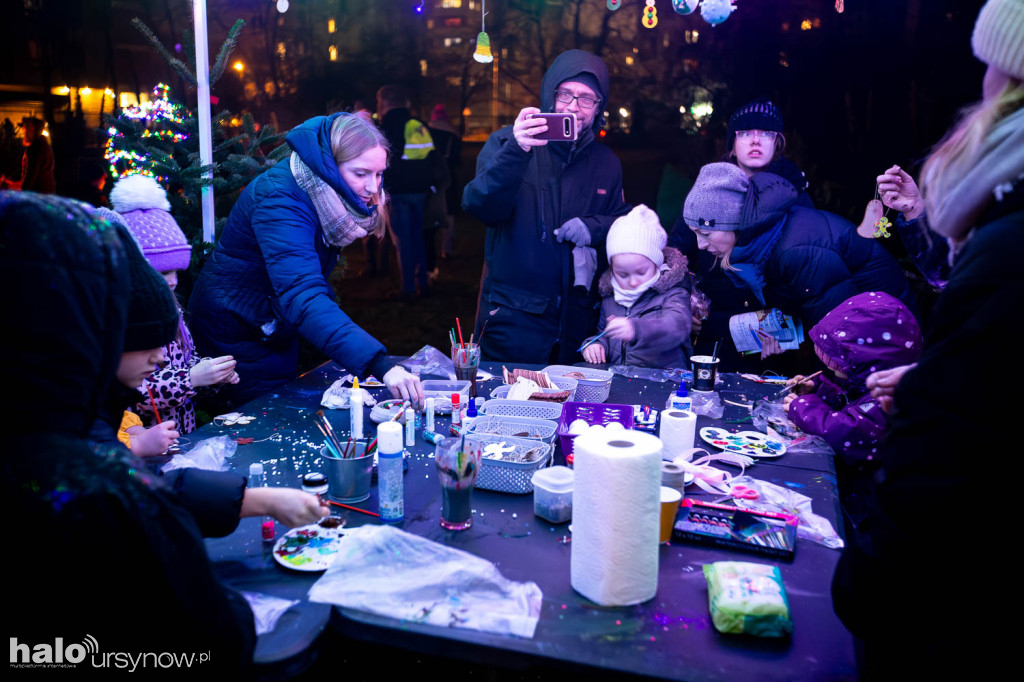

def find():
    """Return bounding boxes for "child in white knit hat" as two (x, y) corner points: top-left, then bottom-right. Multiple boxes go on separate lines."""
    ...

(580, 204), (693, 368)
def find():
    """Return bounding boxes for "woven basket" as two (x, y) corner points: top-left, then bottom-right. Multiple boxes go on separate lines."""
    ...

(542, 365), (613, 403)
(466, 415), (558, 444)
(471, 434), (553, 494)
(480, 399), (564, 421)
(556, 401), (635, 459)
(490, 375), (578, 402)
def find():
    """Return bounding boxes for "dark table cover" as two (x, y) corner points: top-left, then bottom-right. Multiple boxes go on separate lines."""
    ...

(202, 361), (856, 680)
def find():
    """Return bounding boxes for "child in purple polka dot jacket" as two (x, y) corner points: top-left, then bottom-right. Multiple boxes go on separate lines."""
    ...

(782, 291), (922, 522)
(105, 174), (239, 438)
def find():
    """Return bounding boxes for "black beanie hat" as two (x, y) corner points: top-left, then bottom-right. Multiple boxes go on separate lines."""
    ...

(122, 236), (179, 352)
(727, 98), (784, 149)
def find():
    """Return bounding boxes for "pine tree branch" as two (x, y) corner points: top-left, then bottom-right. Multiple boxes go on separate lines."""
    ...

(210, 19), (245, 86)
(131, 18), (197, 88)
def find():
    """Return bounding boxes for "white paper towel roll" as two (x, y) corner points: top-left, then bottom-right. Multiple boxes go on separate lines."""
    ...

(570, 429), (662, 606)
(659, 409), (696, 461)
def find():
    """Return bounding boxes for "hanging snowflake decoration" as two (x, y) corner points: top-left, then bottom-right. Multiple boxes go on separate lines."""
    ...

(700, 0), (736, 26)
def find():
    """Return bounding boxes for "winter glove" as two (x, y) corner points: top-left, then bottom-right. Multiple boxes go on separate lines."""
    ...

(572, 246), (598, 292)
(554, 217), (591, 246)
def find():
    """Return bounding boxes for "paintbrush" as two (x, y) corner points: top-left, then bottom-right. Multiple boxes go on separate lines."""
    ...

(770, 370), (823, 400)
(578, 329), (610, 353)
(328, 500), (380, 518)
(315, 410), (345, 454)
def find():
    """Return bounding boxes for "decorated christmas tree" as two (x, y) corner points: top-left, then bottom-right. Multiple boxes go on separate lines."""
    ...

(103, 18), (288, 270)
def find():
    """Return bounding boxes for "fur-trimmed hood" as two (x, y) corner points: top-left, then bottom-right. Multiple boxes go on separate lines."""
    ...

(598, 246), (689, 297)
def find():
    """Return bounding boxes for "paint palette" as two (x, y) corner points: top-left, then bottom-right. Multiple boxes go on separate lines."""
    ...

(699, 427), (787, 458)
(272, 523), (345, 572)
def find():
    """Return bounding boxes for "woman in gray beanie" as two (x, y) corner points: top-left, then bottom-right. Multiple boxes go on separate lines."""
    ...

(683, 162), (917, 336)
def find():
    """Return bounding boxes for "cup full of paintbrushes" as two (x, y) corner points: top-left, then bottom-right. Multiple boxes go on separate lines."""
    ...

(450, 341), (481, 399)
(321, 441), (373, 503)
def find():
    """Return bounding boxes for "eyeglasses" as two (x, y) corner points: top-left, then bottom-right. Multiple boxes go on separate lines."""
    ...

(735, 129), (779, 141)
(554, 90), (600, 110)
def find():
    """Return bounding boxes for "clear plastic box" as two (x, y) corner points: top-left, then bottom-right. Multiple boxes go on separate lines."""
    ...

(531, 465), (574, 524)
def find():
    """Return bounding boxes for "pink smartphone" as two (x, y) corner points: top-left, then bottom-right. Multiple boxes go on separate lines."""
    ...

(527, 113), (578, 141)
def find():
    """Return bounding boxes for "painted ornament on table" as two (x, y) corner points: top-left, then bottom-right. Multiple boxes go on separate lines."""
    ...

(643, 0), (658, 28)
(672, 0), (700, 14)
(701, 0), (736, 26)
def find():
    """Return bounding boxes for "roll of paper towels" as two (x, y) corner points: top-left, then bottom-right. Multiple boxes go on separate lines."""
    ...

(570, 429), (662, 606)
(659, 409), (696, 461)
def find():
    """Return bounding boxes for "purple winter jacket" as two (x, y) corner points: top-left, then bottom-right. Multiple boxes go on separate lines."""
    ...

(788, 291), (922, 463)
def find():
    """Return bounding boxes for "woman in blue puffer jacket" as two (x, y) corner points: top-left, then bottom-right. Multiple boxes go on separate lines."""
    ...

(190, 112), (423, 409)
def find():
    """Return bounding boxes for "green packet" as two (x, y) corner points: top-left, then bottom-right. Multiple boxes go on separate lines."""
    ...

(703, 561), (794, 637)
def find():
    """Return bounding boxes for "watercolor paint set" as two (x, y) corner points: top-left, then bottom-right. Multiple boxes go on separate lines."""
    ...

(672, 499), (798, 561)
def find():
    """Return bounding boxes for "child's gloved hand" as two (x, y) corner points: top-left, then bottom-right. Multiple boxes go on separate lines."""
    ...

(191, 356), (237, 387)
(582, 343), (606, 364)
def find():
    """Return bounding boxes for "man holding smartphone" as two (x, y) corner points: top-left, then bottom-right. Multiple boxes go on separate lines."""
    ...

(463, 49), (629, 364)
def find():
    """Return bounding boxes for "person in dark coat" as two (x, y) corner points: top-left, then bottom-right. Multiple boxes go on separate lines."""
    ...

(832, 1), (1024, 675)
(19, 116), (56, 194)
(723, 98), (811, 206)
(682, 163), (917, 333)
(2, 192), (254, 669)
(463, 49), (630, 364)
(190, 112), (423, 410)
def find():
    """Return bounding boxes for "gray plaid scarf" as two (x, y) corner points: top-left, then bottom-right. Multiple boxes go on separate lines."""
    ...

(290, 152), (385, 247)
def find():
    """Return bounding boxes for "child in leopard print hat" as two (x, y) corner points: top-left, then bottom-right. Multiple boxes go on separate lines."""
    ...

(109, 174), (240, 436)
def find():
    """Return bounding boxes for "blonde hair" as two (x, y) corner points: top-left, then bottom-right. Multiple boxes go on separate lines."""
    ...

(329, 111), (390, 239)
(920, 79), (1024, 220)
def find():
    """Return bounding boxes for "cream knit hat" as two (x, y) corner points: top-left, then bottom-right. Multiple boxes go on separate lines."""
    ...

(972, 0), (1024, 80)
(606, 204), (667, 267)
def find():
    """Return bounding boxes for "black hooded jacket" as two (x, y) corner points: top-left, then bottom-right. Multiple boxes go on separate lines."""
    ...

(463, 50), (630, 362)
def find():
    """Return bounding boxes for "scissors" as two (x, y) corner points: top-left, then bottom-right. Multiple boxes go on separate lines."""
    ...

(711, 484), (760, 505)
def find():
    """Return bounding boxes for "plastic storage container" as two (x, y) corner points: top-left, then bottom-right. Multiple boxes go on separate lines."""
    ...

(556, 401), (636, 459)
(542, 365), (614, 403)
(489, 375), (578, 402)
(531, 465), (574, 524)
(422, 380), (471, 399)
(480, 398), (564, 421)
(473, 434), (553, 494)
(465, 415), (559, 444)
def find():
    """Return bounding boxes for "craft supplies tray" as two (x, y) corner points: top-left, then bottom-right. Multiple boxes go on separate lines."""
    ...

(490, 375), (578, 402)
(465, 415), (558, 444)
(480, 399), (564, 421)
(543, 365), (614, 403)
(423, 380), (471, 398)
(672, 499), (798, 561)
(471, 434), (553, 494)
(556, 401), (635, 459)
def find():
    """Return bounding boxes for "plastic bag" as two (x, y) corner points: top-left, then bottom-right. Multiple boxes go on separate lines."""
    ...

(690, 390), (725, 419)
(703, 562), (793, 637)
(399, 345), (455, 379)
(309, 525), (543, 638)
(750, 402), (834, 455)
(161, 435), (236, 473)
(610, 365), (692, 384)
(321, 375), (379, 410)
(727, 475), (844, 549)
(240, 591), (299, 636)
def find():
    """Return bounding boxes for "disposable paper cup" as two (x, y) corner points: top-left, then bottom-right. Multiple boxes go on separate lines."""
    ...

(690, 355), (720, 392)
(321, 443), (373, 503)
(659, 486), (683, 544)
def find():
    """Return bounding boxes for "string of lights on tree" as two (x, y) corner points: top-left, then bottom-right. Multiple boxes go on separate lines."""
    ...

(104, 83), (192, 181)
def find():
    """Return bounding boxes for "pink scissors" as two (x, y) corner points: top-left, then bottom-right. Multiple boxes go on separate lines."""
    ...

(712, 484), (759, 505)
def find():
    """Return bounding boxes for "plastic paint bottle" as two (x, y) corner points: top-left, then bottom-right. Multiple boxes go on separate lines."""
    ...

(425, 397), (436, 432)
(668, 384), (692, 412)
(376, 422), (404, 524)
(451, 393), (462, 427)
(350, 378), (364, 440)
(248, 462), (275, 542)
(463, 399), (478, 431)
(404, 407), (415, 446)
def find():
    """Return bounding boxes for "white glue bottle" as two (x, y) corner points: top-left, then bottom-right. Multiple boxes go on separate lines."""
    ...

(667, 385), (692, 412)
(425, 397), (436, 433)
(350, 378), (364, 440)
(404, 407), (415, 446)
(376, 422), (404, 524)
(462, 399), (479, 431)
